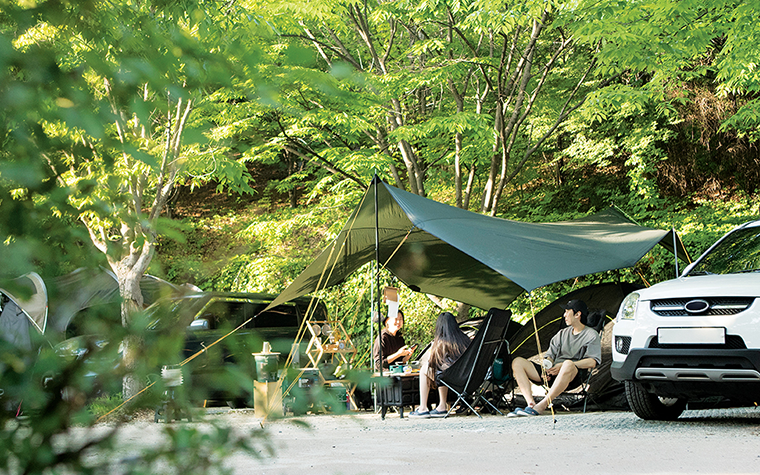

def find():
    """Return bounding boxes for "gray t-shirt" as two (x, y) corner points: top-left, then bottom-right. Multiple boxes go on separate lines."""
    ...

(545, 326), (602, 365)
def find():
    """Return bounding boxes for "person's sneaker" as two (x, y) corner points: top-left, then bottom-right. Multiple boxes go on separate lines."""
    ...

(408, 409), (430, 419)
(429, 408), (448, 418)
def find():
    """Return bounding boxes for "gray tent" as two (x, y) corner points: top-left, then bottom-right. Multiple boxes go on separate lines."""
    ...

(0, 272), (48, 351)
(1, 269), (182, 349)
(47, 267), (184, 337)
(267, 178), (688, 311)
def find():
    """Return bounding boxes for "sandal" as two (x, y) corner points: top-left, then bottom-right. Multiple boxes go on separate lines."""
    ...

(516, 406), (539, 416)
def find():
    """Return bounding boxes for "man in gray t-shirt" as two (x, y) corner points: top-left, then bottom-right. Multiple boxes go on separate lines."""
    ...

(508, 299), (601, 416)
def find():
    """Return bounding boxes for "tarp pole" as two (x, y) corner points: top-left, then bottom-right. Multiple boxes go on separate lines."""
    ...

(672, 228), (679, 278)
(374, 176), (383, 379)
(370, 263), (377, 411)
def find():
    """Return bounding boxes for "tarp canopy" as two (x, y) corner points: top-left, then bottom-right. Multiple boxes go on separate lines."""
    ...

(268, 178), (689, 311)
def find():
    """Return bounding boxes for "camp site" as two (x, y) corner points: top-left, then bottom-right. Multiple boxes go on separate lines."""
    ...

(3, 179), (760, 474)
(3, 1), (760, 473)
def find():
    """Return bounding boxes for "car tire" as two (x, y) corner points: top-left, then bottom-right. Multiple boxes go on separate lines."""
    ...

(625, 380), (686, 420)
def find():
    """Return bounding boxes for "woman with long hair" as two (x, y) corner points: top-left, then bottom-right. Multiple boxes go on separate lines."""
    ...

(409, 311), (471, 418)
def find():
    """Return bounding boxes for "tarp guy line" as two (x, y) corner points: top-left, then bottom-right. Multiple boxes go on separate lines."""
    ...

(528, 294), (557, 425)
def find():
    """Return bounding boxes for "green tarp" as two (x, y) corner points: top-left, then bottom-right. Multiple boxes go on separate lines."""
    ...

(268, 178), (688, 311)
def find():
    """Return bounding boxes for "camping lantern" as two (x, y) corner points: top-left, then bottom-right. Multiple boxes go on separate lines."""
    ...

(254, 342), (280, 383)
(154, 365), (191, 423)
(161, 365), (184, 387)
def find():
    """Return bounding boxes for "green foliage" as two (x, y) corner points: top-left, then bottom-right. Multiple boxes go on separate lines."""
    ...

(86, 393), (127, 420)
(217, 255), (311, 293)
(573, 0), (760, 140)
(0, 309), (273, 474)
(0, 1), (302, 473)
(3, 0), (760, 472)
(721, 97), (760, 142)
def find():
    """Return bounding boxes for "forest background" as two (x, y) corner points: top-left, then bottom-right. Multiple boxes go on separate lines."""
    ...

(3, 0), (760, 371)
(1, 0), (760, 471)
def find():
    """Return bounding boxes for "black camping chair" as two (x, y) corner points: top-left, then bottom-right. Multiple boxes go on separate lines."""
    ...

(576, 308), (608, 412)
(481, 340), (514, 412)
(510, 308), (609, 413)
(438, 307), (512, 418)
(546, 308), (609, 413)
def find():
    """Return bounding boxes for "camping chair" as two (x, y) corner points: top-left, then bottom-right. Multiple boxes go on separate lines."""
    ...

(577, 309), (608, 412)
(438, 307), (512, 418)
(536, 309), (608, 413)
(481, 341), (515, 413)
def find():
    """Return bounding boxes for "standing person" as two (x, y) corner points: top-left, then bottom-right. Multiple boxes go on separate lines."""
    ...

(409, 311), (471, 418)
(373, 310), (414, 370)
(508, 299), (601, 416)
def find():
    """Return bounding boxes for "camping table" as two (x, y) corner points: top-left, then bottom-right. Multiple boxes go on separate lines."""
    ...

(374, 371), (419, 419)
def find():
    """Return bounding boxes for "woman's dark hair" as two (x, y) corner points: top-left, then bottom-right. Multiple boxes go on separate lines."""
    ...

(429, 312), (470, 370)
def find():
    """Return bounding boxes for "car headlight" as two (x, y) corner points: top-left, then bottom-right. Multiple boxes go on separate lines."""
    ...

(619, 292), (640, 320)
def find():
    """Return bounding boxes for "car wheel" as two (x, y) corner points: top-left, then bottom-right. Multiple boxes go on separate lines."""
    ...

(625, 381), (686, 420)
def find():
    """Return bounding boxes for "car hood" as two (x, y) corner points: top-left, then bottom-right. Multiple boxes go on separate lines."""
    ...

(638, 273), (760, 300)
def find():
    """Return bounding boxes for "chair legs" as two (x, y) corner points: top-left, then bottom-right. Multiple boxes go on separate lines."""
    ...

(478, 393), (505, 416)
(509, 373), (594, 414)
(482, 377), (514, 413)
(441, 382), (506, 418)
(580, 369), (594, 413)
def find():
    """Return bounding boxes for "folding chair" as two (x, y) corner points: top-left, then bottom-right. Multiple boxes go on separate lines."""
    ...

(438, 308), (512, 418)
(481, 341), (514, 412)
(540, 308), (609, 413)
(577, 308), (608, 412)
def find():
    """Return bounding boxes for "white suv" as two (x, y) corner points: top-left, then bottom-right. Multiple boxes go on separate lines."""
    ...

(611, 220), (760, 420)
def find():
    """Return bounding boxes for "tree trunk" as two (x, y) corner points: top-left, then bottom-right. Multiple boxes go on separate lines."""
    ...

(113, 256), (149, 400)
(455, 302), (471, 322)
(448, 74), (465, 208)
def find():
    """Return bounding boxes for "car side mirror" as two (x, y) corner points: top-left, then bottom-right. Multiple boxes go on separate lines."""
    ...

(188, 318), (209, 331)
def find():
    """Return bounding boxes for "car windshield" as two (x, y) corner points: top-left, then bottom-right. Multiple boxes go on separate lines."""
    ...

(145, 296), (209, 330)
(688, 225), (760, 275)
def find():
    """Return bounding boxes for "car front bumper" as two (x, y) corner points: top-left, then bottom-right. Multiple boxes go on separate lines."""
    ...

(611, 348), (760, 400)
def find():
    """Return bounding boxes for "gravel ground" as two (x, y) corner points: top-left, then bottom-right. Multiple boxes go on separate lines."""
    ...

(74, 405), (760, 474)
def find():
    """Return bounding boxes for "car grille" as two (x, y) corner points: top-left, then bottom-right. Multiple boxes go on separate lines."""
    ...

(648, 334), (747, 350)
(650, 297), (755, 316)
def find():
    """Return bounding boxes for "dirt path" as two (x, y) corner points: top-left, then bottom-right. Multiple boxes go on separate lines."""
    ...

(77, 407), (760, 474)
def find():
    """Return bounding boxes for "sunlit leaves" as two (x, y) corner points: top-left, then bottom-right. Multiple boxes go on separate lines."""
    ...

(573, 0), (760, 139)
(720, 98), (760, 142)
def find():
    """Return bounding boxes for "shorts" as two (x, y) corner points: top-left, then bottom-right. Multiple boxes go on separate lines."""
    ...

(531, 362), (584, 390)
